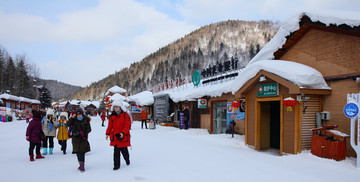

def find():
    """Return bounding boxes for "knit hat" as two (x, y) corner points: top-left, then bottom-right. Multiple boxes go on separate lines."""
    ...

(59, 112), (68, 120)
(75, 107), (84, 115)
(46, 109), (55, 116)
(111, 100), (127, 112)
(32, 110), (41, 119)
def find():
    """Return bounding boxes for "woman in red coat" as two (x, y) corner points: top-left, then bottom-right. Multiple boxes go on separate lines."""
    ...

(105, 100), (131, 170)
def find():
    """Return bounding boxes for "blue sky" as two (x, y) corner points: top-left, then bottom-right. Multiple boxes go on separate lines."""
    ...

(0, 0), (359, 87)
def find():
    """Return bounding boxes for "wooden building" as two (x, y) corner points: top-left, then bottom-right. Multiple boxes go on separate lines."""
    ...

(235, 14), (360, 156)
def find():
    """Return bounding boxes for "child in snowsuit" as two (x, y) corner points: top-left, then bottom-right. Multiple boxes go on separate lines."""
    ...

(57, 112), (70, 154)
(26, 110), (45, 161)
(41, 109), (58, 155)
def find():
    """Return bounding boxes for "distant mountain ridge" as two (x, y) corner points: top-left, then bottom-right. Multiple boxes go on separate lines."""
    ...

(40, 79), (82, 101)
(68, 20), (279, 101)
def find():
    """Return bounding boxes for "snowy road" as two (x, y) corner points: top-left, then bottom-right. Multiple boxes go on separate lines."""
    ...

(0, 116), (359, 182)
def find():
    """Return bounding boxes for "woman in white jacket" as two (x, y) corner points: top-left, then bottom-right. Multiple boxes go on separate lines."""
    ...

(42, 109), (58, 155)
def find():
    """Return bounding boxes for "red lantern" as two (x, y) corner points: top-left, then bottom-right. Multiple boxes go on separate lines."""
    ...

(283, 97), (297, 111)
(231, 101), (241, 108)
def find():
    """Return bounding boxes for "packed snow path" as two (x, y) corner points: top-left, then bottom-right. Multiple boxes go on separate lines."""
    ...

(1, 116), (359, 182)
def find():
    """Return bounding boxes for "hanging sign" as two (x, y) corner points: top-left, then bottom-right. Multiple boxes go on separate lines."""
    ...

(198, 99), (207, 108)
(344, 102), (359, 118)
(257, 82), (279, 97)
(192, 70), (201, 86)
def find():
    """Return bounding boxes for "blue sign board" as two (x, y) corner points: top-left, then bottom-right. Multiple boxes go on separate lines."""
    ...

(344, 103), (359, 118)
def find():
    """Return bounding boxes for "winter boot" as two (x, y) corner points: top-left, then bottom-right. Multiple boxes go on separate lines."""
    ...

(78, 162), (85, 172)
(36, 154), (45, 159)
(42, 148), (48, 155)
(49, 148), (53, 154)
(30, 155), (34, 161)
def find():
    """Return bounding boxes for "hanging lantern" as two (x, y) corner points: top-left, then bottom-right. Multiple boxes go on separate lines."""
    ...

(231, 101), (241, 108)
(283, 97), (297, 111)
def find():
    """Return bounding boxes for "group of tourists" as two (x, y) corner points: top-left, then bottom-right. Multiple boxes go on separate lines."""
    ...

(25, 100), (132, 172)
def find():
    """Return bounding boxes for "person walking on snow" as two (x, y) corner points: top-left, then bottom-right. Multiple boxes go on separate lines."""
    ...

(106, 100), (131, 170)
(140, 107), (148, 129)
(101, 110), (106, 127)
(26, 110), (45, 161)
(41, 109), (58, 155)
(25, 110), (32, 123)
(182, 104), (190, 130)
(57, 112), (70, 154)
(68, 108), (91, 172)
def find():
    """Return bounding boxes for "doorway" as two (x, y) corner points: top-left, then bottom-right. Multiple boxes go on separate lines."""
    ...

(213, 102), (227, 134)
(260, 101), (280, 150)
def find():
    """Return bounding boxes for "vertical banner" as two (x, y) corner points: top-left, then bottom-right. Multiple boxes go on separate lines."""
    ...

(180, 112), (184, 129)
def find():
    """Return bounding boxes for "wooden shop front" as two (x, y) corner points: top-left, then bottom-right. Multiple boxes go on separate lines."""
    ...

(235, 70), (330, 155)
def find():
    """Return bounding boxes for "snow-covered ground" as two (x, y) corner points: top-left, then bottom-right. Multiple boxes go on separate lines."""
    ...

(1, 116), (359, 182)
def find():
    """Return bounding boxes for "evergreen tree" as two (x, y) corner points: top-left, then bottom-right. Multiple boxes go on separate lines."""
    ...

(6, 57), (16, 93)
(15, 58), (31, 97)
(39, 86), (52, 109)
(0, 48), (5, 93)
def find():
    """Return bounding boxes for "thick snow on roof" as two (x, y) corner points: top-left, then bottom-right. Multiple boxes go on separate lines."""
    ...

(81, 101), (100, 108)
(249, 10), (360, 65)
(233, 60), (331, 90)
(109, 93), (126, 101)
(0, 94), (21, 102)
(128, 91), (154, 106)
(105, 86), (127, 96)
(154, 60), (329, 103)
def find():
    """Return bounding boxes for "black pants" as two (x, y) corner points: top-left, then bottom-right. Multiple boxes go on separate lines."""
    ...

(42, 136), (54, 148)
(29, 142), (41, 155)
(76, 152), (85, 163)
(184, 120), (189, 129)
(141, 120), (147, 129)
(58, 140), (67, 151)
(114, 146), (130, 168)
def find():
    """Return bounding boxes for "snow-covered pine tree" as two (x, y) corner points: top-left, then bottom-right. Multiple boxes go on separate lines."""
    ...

(39, 86), (52, 109)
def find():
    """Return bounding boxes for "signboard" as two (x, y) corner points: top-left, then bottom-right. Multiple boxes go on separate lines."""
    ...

(344, 102), (359, 118)
(192, 70), (201, 86)
(226, 102), (245, 124)
(153, 94), (169, 122)
(198, 99), (207, 108)
(257, 82), (279, 97)
(131, 105), (141, 113)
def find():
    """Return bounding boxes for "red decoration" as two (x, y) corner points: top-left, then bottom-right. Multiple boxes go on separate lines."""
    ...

(283, 97), (297, 111)
(231, 101), (241, 108)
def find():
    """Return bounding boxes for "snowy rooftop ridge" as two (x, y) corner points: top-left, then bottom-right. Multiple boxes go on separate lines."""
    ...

(105, 86), (127, 96)
(249, 10), (360, 65)
(128, 91), (154, 106)
(0, 93), (40, 104)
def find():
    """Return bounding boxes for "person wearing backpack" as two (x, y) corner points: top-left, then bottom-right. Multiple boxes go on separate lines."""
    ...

(105, 100), (131, 170)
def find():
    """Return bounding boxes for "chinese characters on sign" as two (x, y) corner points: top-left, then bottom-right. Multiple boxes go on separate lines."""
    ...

(257, 83), (279, 97)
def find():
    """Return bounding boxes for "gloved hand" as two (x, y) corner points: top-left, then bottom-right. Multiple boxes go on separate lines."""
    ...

(26, 136), (29, 141)
(115, 133), (123, 141)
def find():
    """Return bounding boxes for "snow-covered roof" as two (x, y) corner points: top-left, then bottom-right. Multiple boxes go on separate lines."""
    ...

(249, 10), (360, 65)
(105, 86), (127, 96)
(0, 94), (21, 102)
(109, 93), (126, 101)
(128, 91), (154, 106)
(19, 97), (33, 103)
(154, 60), (329, 103)
(30, 99), (40, 104)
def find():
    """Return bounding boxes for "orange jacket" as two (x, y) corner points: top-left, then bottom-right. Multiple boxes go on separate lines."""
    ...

(140, 110), (148, 120)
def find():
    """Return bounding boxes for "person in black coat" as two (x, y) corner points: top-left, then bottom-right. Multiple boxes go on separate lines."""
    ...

(182, 104), (190, 129)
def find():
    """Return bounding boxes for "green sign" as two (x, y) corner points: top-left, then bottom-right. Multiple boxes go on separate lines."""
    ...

(257, 83), (279, 97)
(192, 70), (201, 86)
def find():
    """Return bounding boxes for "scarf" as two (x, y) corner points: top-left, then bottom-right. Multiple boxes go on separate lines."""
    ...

(77, 116), (83, 121)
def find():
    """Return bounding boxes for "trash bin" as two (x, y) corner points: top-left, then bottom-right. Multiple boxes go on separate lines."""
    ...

(311, 125), (350, 161)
